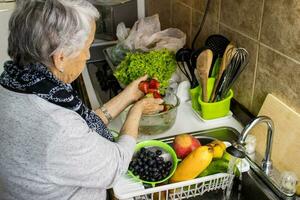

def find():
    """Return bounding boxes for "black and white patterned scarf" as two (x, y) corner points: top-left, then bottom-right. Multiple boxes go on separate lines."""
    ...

(0, 61), (113, 141)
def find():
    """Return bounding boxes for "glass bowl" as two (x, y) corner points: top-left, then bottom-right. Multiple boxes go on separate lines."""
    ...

(138, 92), (180, 135)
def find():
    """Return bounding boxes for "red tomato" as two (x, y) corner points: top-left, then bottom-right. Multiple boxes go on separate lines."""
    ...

(152, 91), (161, 99)
(148, 88), (157, 93)
(138, 81), (149, 93)
(149, 79), (160, 89)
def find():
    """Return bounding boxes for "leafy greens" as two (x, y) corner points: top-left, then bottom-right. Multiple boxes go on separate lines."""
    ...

(114, 49), (176, 91)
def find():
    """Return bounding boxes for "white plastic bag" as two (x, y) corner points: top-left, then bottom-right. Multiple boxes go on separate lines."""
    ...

(135, 28), (186, 52)
(124, 14), (186, 52)
(116, 22), (130, 41)
(107, 14), (186, 65)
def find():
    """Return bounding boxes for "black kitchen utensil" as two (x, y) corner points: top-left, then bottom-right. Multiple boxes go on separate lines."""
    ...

(205, 34), (230, 57)
(214, 48), (249, 101)
(205, 34), (230, 76)
(176, 48), (192, 82)
(210, 43), (236, 102)
(176, 48), (198, 88)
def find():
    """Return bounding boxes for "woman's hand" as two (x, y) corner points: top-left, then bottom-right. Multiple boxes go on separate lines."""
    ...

(120, 97), (164, 139)
(132, 97), (164, 115)
(122, 75), (148, 103)
(95, 75), (149, 124)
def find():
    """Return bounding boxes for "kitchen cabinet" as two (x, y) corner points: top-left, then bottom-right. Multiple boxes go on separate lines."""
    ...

(0, 2), (14, 73)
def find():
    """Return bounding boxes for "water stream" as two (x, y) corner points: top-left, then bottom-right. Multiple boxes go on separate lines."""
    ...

(223, 156), (244, 200)
(223, 157), (237, 199)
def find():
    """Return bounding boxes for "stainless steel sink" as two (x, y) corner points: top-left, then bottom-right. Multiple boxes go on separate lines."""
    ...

(159, 127), (239, 145)
(183, 169), (280, 200)
(158, 127), (281, 200)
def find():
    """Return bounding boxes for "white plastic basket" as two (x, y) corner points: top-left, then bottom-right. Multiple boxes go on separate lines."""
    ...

(113, 172), (234, 200)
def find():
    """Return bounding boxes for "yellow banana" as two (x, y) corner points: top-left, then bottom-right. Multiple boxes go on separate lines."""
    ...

(170, 146), (213, 183)
(208, 140), (226, 159)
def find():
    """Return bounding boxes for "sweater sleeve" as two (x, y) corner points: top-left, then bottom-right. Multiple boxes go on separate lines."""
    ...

(45, 113), (136, 189)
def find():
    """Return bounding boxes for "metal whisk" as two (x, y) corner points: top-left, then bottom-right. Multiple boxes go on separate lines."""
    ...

(214, 48), (249, 102)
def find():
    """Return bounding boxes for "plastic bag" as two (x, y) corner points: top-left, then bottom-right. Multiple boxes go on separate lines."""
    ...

(135, 28), (186, 52)
(116, 22), (129, 41)
(127, 14), (186, 52)
(106, 43), (130, 66)
(107, 14), (186, 65)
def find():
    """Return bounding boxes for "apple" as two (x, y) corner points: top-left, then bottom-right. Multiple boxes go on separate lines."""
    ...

(173, 134), (201, 159)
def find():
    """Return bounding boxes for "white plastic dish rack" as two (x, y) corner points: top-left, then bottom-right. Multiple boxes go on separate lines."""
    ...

(113, 172), (234, 200)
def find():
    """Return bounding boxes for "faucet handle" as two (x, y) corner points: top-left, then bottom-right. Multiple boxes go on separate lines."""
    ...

(279, 171), (298, 196)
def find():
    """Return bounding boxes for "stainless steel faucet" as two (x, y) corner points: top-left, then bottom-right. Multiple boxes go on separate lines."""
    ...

(238, 116), (274, 174)
(227, 116), (295, 198)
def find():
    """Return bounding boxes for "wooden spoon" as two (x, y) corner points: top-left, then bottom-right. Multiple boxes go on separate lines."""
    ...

(210, 43), (236, 102)
(196, 49), (213, 102)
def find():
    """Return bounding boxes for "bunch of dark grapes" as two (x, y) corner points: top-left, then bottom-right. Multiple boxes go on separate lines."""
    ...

(129, 147), (173, 182)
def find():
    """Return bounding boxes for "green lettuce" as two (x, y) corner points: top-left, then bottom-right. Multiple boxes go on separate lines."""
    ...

(114, 49), (177, 91)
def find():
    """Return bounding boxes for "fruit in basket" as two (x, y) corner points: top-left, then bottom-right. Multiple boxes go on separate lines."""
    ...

(198, 159), (240, 177)
(173, 134), (201, 159)
(207, 140), (226, 159)
(222, 151), (232, 161)
(153, 191), (167, 200)
(128, 147), (173, 182)
(170, 146), (213, 183)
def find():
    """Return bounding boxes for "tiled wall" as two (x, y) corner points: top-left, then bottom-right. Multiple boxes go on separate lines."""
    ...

(145, 0), (300, 115)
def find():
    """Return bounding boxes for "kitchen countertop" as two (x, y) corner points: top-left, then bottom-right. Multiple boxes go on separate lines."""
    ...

(102, 47), (245, 139)
(108, 98), (244, 142)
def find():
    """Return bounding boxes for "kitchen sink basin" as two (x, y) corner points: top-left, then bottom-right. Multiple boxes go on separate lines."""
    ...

(185, 169), (280, 200)
(158, 127), (281, 200)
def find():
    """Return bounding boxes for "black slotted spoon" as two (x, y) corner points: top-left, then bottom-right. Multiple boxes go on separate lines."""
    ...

(205, 34), (230, 76)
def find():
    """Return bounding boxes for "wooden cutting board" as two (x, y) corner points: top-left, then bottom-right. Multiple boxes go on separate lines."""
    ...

(250, 94), (300, 180)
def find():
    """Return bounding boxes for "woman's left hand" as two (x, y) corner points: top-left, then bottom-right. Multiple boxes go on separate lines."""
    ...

(122, 75), (148, 103)
(95, 75), (148, 124)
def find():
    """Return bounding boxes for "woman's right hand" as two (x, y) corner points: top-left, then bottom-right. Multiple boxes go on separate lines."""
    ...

(120, 97), (164, 139)
(132, 97), (164, 115)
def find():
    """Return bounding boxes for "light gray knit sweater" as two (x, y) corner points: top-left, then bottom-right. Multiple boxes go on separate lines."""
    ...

(0, 86), (136, 200)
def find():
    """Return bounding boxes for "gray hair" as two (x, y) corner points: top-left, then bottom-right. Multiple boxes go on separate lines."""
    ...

(8, 0), (99, 66)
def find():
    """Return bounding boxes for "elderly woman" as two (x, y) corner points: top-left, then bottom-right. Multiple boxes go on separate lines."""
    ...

(0, 1), (163, 200)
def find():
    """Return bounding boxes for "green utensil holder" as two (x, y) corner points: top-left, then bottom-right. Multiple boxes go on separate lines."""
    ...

(199, 78), (233, 120)
(190, 78), (234, 120)
(189, 86), (201, 112)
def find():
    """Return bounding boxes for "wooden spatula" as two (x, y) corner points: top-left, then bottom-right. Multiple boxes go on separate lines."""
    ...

(210, 43), (236, 102)
(196, 49), (213, 102)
